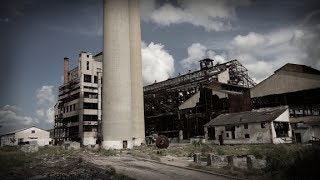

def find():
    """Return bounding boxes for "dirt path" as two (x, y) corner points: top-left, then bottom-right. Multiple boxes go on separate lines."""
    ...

(82, 153), (233, 180)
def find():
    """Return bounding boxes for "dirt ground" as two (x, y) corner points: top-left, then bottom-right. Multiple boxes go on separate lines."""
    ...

(81, 151), (231, 180)
(0, 147), (232, 180)
(0, 147), (132, 180)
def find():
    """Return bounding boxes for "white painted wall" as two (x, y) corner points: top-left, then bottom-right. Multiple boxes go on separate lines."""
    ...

(15, 127), (51, 146)
(1, 127), (51, 146)
(313, 126), (320, 139)
(270, 109), (292, 144)
(213, 122), (272, 144)
(217, 69), (230, 84)
(294, 128), (314, 143)
(83, 132), (97, 146)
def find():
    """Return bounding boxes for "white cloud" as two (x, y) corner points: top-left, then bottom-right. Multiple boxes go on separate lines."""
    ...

(0, 85), (56, 133)
(35, 85), (55, 123)
(180, 43), (207, 70)
(36, 85), (55, 105)
(0, 105), (33, 127)
(207, 50), (227, 64)
(228, 26), (320, 82)
(141, 0), (250, 31)
(141, 42), (175, 85)
(180, 43), (227, 71)
(179, 24), (320, 83)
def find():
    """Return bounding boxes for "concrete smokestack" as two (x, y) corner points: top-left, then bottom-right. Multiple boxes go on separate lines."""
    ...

(102, 0), (133, 149)
(63, 57), (69, 85)
(129, 0), (145, 146)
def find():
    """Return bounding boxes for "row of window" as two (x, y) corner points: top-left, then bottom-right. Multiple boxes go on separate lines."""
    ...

(84, 74), (99, 83)
(84, 92), (98, 99)
(225, 123), (265, 131)
(63, 104), (76, 113)
(61, 102), (98, 114)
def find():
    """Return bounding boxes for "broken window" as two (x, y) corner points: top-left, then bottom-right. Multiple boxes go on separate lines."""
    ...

(244, 124), (248, 129)
(84, 74), (91, 83)
(83, 115), (98, 121)
(274, 122), (289, 137)
(225, 126), (235, 139)
(261, 122), (266, 128)
(83, 103), (98, 109)
(86, 61), (89, 70)
(84, 92), (98, 99)
(245, 134), (250, 138)
(94, 76), (98, 83)
(31, 130), (35, 134)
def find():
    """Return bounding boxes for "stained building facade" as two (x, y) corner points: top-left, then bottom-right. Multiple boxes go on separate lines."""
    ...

(54, 52), (102, 146)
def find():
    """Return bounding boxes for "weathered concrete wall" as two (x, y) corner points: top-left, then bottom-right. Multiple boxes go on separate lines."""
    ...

(217, 69), (230, 84)
(313, 126), (320, 139)
(21, 143), (39, 153)
(206, 154), (228, 168)
(271, 109), (292, 144)
(102, 0), (133, 149)
(0, 134), (16, 146)
(205, 154), (267, 169)
(63, 141), (80, 150)
(251, 71), (320, 98)
(15, 127), (51, 146)
(214, 122), (272, 144)
(179, 91), (200, 110)
(83, 132), (97, 146)
(293, 128), (313, 143)
(129, 0), (145, 146)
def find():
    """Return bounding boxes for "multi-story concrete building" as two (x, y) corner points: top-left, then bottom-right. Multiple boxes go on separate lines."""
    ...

(54, 52), (103, 146)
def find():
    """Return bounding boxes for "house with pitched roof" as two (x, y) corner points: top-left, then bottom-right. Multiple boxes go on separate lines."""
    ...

(204, 106), (292, 144)
(0, 126), (51, 146)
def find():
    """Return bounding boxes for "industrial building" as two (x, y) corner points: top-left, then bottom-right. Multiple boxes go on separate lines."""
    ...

(204, 106), (292, 144)
(250, 63), (320, 143)
(0, 126), (51, 147)
(143, 59), (256, 140)
(53, 52), (103, 146)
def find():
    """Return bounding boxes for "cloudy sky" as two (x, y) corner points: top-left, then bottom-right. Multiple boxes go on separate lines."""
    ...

(0, 0), (319, 134)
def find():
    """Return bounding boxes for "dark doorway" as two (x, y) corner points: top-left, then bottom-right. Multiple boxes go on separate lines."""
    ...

(208, 127), (215, 140)
(123, 140), (128, 149)
(295, 133), (302, 143)
(218, 135), (223, 145)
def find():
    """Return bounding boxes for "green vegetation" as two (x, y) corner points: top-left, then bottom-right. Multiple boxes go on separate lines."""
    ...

(127, 143), (319, 179)
(0, 146), (134, 180)
(0, 147), (32, 174)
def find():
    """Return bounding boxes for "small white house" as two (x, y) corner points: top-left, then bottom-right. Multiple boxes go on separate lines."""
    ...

(0, 126), (51, 147)
(204, 106), (293, 144)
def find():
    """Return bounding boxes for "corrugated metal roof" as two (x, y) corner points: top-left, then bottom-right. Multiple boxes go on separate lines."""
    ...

(205, 106), (287, 126)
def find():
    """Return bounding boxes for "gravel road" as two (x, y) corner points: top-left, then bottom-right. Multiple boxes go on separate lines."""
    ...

(82, 153), (233, 180)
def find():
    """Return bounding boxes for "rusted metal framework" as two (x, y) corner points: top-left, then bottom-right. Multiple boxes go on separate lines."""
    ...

(143, 59), (255, 139)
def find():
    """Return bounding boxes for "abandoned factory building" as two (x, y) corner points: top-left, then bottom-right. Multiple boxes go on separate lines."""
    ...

(143, 59), (255, 140)
(54, 52), (103, 146)
(53, 49), (320, 145)
(1, 126), (51, 147)
(204, 106), (292, 145)
(250, 63), (320, 143)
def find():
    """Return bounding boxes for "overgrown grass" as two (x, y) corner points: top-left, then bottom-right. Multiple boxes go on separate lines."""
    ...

(0, 145), (70, 175)
(0, 149), (32, 174)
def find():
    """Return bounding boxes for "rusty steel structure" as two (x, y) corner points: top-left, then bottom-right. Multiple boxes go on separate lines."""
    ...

(143, 59), (256, 140)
